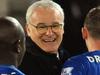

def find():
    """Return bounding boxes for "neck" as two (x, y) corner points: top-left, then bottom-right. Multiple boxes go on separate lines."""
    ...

(0, 55), (17, 67)
(86, 38), (100, 52)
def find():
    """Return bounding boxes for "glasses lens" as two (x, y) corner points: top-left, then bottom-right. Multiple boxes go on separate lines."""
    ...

(53, 23), (62, 29)
(37, 23), (47, 34)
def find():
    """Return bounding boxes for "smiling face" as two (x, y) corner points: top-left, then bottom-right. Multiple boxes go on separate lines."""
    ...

(26, 7), (64, 53)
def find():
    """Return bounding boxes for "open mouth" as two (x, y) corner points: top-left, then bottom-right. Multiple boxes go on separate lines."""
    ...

(42, 38), (56, 42)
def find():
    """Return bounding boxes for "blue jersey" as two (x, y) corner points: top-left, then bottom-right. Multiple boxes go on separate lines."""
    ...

(0, 65), (25, 75)
(61, 51), (100, 75)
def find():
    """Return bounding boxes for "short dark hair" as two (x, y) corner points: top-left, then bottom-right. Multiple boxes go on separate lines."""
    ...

(84, 6), (100, 39)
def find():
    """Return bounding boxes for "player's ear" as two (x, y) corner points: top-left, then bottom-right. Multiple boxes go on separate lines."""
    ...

(81, 26), (88, 40)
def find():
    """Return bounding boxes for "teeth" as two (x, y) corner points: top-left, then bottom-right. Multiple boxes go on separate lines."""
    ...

(43, 38), (55, 42)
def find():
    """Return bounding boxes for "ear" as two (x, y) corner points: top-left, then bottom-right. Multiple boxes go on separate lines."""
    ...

(62, 26), (64, 34)
(25, 24), (30, 36)
(81, 26), (88, 40)
(62, 28), (64, 34)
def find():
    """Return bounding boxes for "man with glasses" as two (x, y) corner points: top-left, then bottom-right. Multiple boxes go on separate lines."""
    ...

(19, 0), (70, 75)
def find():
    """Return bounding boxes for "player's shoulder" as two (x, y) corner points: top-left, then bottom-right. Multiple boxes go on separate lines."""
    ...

(64, 51), (100, 65)
(61, 52), (91, 75)
(0, 65), (25, 75)
(61, 53), (87, 75)
(63, 52), (88, 66)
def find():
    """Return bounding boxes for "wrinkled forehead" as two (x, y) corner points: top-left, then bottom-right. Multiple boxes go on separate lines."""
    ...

(30, 7), (64, 24)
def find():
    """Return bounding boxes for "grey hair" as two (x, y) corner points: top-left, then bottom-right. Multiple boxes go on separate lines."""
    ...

(26, 0), (64, 23)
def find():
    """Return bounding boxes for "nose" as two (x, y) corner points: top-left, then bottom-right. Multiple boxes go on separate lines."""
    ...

(45, 27), (54, 36)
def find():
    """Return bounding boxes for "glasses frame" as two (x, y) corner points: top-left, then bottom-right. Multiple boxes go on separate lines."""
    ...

(29, 22), (64, 34)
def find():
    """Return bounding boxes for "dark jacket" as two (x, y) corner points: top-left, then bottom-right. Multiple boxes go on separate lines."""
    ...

(19, 37), (70, 75)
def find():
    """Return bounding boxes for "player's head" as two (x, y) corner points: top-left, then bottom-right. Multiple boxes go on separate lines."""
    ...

(82, 6), (100, 39)
(0, 16), (26, 67)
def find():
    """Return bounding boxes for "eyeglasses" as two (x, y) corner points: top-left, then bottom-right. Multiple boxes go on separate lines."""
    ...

(29, 22), (64, 34)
